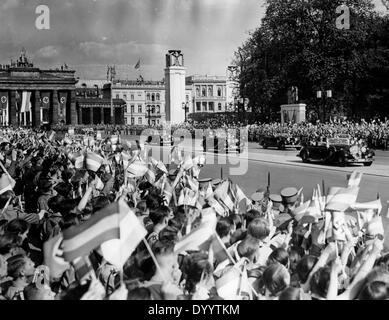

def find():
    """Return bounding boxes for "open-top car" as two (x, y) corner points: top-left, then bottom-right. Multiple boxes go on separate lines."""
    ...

(259, 135), (301, 150)
(297, 136), (375, 166)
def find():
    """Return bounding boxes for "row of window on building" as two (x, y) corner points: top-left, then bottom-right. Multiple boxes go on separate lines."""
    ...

(195, 85), (225, 98)
(124, 117), (160, 125)
(195, 101), (224, 112)
(116, 92), (162, 101)
(127, 105), (161, 114)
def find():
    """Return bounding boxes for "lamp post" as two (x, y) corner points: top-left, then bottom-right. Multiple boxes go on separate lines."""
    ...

(316, 89), (332, 122)
(182, 102), (189, 122)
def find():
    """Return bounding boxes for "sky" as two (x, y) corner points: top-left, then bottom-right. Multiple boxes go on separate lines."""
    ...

(0, 0), (387, 81)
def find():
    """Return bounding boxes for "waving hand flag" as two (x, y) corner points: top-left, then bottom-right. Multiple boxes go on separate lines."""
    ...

(100, 200), (147, 268)
(62, 202), (122, 261)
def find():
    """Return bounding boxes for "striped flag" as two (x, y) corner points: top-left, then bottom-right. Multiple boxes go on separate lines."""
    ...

(213, 180), (237, 213)
(178, 188), (198, 207)
(62, 202), (122, 262)
(0, 173), (14, 195)
(347, 171), (363, 187)
(85, 152), (104, 172)
(121, 151), (131, 169)
(100, 200), (147, 268)
(174, 207), (217, 254)
(43, 234), (70, 281)
(20, 91), (31, 113)
(73, 256), (95, 284)
(127, 160), (148, 178)
(144, 167), (156, 184)
(207, 196), (229, 217)
(298, 197), (322, 225)
(325, 186), (359, 212)
(183, 174), (199, 192)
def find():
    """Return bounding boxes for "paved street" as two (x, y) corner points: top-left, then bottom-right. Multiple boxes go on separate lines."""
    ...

(138, 137), (389, 250)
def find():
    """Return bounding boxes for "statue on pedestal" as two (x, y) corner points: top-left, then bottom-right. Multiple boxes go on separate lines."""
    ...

(287, 86), (298, 104)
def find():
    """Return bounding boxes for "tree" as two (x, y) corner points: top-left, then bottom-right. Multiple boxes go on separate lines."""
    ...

(234, 0), (389, 122)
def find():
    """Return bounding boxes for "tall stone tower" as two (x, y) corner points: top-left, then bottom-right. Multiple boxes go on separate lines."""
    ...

(164, 50), (186, 124)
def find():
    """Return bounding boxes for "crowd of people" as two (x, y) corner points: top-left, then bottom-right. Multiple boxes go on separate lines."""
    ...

(0, 126), (388, 300)
(47, 118), (389, 149)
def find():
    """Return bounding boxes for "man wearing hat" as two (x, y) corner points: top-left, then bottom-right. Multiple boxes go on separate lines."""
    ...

(269, 194), (284, 214)
(198, 177), (212, 190)
(250, 192), (264, 212)
(280, 187), (299, 214)
(211, 178), (222, 190)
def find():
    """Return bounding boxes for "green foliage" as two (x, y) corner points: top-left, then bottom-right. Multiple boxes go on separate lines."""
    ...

(234, 0), (389, 121)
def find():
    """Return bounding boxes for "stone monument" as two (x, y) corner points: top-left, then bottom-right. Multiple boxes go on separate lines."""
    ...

(280, 86), (306, 124)
(164, 50), (186, 124)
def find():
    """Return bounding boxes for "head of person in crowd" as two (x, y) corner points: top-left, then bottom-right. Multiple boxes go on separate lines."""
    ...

(278, 286), (302, 300)
(262, 262), (290, 298)
(0, 254), (8, 279)
(54, 182), (72, 198)
(149, 207), (172, 235)
(216, 217), (233, 245)
(267, 248), (289, 268)
(4, 219), (30, 243)
(247, 217), (270, 243)
(91, 196), (110, 214)
(0, 190), (14, 210)
(237, 236), (260, 265)
(136, 200), (149, 217)
(152, 241), (179, 283)
(296, 255), (318, 285)
(309, 266), (331, 300)
(358, 280), (389, 300)
(288, 246), (305, 274)
(245, 209), (261, 226)
(0, 233), (24, 259)
(24, 283), (56, 300)
(181, 252), (214, 295)
(159, 226), (180, 243)
(7, 254), (35, 283)
(127, 287), (153, 300)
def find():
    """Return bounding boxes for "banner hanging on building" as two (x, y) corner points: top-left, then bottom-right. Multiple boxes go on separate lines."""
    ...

(41, 92), (51, 109)
(58, 91), (67, 118)
(0, 92), (8, 109)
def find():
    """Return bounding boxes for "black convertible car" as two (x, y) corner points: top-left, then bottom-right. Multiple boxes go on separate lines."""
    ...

(297, 137), (375, 167)
(259, 135), (301, 150)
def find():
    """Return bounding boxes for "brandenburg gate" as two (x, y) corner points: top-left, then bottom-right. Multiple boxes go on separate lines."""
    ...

(0, 49), (77, 127)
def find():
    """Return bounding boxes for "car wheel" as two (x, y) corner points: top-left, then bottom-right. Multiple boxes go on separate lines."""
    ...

(338, 154), (346, 167)
(262, 143), (268, 149)
(301, 151), (309, 163)
(278, 143), (285, 150)
(363, 162), (372, 167)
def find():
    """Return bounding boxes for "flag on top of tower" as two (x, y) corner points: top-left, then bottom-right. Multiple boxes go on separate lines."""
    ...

(134, 58), (140, 70)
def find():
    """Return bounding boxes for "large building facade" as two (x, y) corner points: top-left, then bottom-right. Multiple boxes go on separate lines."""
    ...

(111, 80), (166, 126)
(186, 75), (229, 114)
(0, 49), (77, 126)
(75, 80), (125, 125)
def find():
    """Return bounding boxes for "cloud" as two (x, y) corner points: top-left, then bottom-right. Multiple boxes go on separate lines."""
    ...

(35, 45), (60, 58)
(0, 0), (21, 11)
